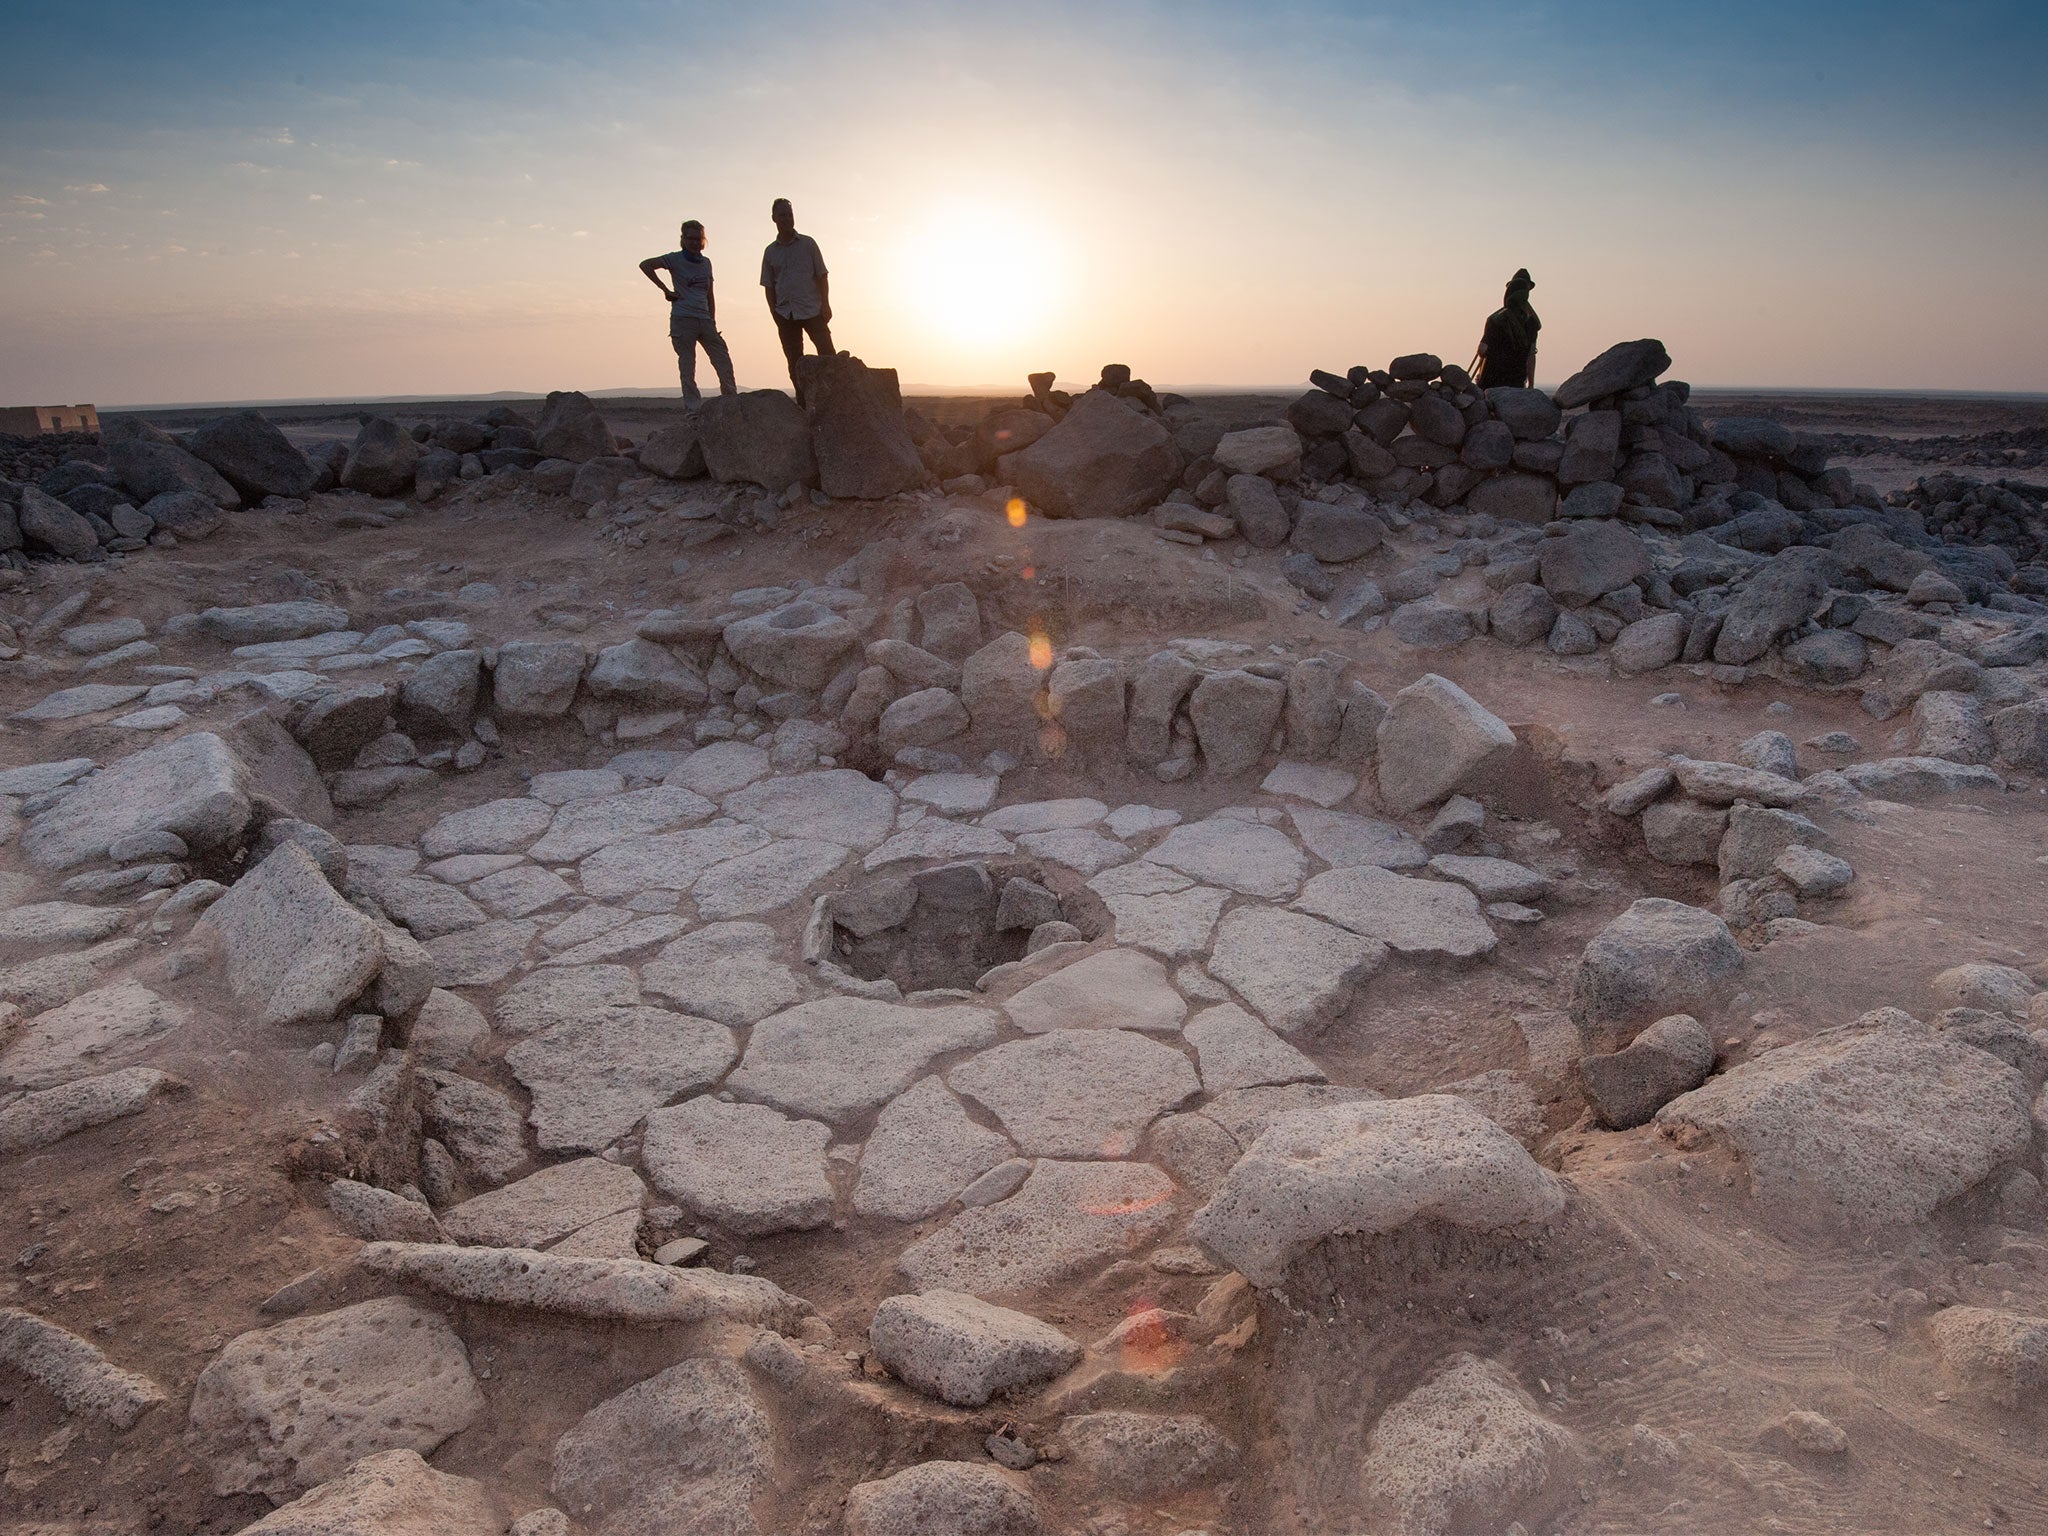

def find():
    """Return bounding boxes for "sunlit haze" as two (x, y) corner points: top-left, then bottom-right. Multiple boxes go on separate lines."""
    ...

(3, 0), (2045, 405)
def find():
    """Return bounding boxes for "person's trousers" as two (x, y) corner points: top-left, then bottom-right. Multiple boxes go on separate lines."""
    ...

(671, 317), (736, 407)
(774, 313), (834, 399)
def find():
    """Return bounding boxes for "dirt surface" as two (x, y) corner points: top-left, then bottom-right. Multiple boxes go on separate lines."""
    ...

(4, 390), (2048, 1534)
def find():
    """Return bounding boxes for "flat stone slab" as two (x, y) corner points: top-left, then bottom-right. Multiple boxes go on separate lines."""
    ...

(1191, 1095), (1566, 1287)
(420, 919), (536, 987)
(527, 785), (715, 862)
(868, 1290), (1080, 1407)
(863, 820), (1015, 870)
(1001, 947), (1187, 1035)
(23, 732), (250, 871)
(1105, 803), (1181, 839)
(1146, 818), (1307, 899)
(425, 852), (524, 884)
(1207, 904), (1386, 1037)
(640, 921), (802, 1026)
(528, 768), (626, 804)
(12, 683), (150, 722)
(0, 758), (95, 796)
(505, 1004), (736, 1151)
(355, 1241), (801, 1325)
(0, 983), (188, 1090)
(692, 837), (849, 917)
(1260, 760), (1359, 807)
(729, 997), (1001, 1123)
(187, 1297), (482, 1500)
(203, 844), (386, 1027)
(722, 768), (896, 850)
(492, 964), (639, 1035)
(0, 1305), (166, 1429)
(0, 1067), (178, 1154)
(232, 1449), (501, 1534)
(664, 740), (771, 796)
(1294, 866), (1497, 961)
(467, 863), (575, 918)
(949, 1029), (1198, 1158)
(1184, 1001), (1326, 1091)
(981, 798), (1108, 833)
(641, 1095), (834, 1236)
(540, 913), (688, 967)
(578, 825), (771, 901)
(1098, 884), (1229, 959)
(1838, 756), (2004, 799)
(902, 773), (1000, 814)
(362, 873), (487, 939)
(418, 798), (555, 857)
(898, 1160), (1178, 1296)
(854, 1075), (1016, 1221)
(1015, 828), (1131, 875)
(0, 901), (127, 953)
(438, 1157), (647, 1248)
(1287, 808), (1428, 870)
(537, 905), (634, 953)
(1426, 854), (1551, 903)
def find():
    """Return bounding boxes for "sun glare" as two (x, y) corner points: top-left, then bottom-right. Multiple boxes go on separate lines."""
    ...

(899, 205), (1058, 353)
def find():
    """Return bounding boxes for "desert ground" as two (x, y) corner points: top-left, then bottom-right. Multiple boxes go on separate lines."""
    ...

(2, 354), (2047, 1535)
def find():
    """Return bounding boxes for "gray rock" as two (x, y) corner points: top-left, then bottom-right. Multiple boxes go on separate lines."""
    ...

(438, 1157), (645, 1248)
(0, 1066), (178, 1153)
(1487, 387), (1562, 440)
(640, 1095), (833, 1235)
(0, 1306), (164, 1430)
(1571, 898), (1742, 1051)
(1912, 690), (1995, 765)
(1288, 807), (1427, 869)
(201, 844), (386, 1027)
(234, 1450), (501, 1535)
(1226, 472), (1290, 547)
(1538, 521), (1651, 607)
(1659, 1009), (2031, 1228)
(640, 420), (707, 480)
(698, 390), (816, 488)
(732, 998), (998, 1122)
(105, 428), (241, 509)
(724, 600), (859, 691)
(199, 600), (352, 644)
(1000, 946), (1185, 1034)
(949, 1029), (1197, 1158)
(492, 639), (587, 717)
(1611, 611), (1687, 673)
(22, 732), (251, 870)
(1837, 756), (2003, 798)
(1553, 338), (1671, 409)
(1183, 999), (1326, 1088)
(1488, 582), (1558, 647)
(1057, 1411), (1235, 1498)
(844, 1461), (1040, 1536)
(801, 353), (926, 499)
(1293, 865), (1496, 962)
(420, 797), (554, 858)
(1641, 798), (1726, 867)
(641, 921), (802, 1026)
(1466, 472), (1558, 524)
(1147, 816), (1305, 898)
(354, 1241), (800, 1325)
(585, 637), (708, 706)
(1714, 547), (1838, 664)
(187, 1298), (482, 1500)
(1192, 1095), (1565, 1287)
(1206, 905), (1384, 1037)
(869, 1290), (1079, 1407)
(1291, 501), (1384, 562)
(186, 411), (318, 500)
(1374, 673), (1516, 814)
(505, 1004), (735, 1152)
(325, 1177), (446, 1243)
(898, 1159), (1177, 1295)
(533, 390), (614, 462)
(999, 389), (1182, 519)
(1189, 669), (1285, 777)
(529, 785), (715, 862)
(341, 418), (420, 496)
(549, 1358), (773, 1536)
(855, 1077), (1015, 1221)
(1581, 1013), (1714, 1128)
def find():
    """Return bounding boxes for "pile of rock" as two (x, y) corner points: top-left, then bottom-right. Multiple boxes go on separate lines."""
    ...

(1895, 471), (2048, 571)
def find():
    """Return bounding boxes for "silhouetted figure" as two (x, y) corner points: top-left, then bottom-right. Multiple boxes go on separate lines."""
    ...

(1475, 268), (1541, 389)
(640, 219), (736, 411)
(761, 198), (832, 402)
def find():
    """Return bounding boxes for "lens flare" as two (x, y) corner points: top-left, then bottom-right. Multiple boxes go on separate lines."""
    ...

(1028, 634), (1052, 670)
(1006, 498), (1028, 528)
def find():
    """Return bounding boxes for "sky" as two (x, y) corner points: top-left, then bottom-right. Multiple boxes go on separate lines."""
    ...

(3, 0), (2046, 406)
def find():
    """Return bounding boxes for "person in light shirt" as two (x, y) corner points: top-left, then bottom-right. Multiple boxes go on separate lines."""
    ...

(760, 197), (833, 403)
(638, 218), (737, 412)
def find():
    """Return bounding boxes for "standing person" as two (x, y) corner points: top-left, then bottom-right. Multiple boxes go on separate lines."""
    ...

(760, 198), (832, 402)
(639, 219), (736, 412)
(1473, 268), (1541, 389)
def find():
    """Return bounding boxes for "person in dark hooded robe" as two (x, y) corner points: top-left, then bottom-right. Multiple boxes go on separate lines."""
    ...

(1475, 268), (1540, 389)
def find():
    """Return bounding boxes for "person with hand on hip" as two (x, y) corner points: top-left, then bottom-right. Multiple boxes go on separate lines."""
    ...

(639, 218), (736, 412)
(761, 197), (833, 403)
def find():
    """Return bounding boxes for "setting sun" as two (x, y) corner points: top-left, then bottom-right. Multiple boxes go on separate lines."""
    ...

(897, 204), (1061, 356)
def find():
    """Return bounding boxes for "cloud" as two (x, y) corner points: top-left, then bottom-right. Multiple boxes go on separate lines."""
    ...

(64, 183), (109, 193)
(10, 194), (48, 205)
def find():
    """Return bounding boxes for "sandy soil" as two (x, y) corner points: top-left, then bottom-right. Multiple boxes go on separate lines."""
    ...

(3, 390), (2047, 1534)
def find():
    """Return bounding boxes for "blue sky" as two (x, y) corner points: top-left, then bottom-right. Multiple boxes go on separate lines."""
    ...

(3, 1), (2045, 403)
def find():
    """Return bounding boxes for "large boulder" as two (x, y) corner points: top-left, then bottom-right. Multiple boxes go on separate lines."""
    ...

(199, 843), (387, 1027)
(492, 639), (588, 717)
(1580, 1013), (1714, 1128)
(186, 411), (318, 500)
(16, 486), (102, 560)
(1191, 1095), (1565, 1287)
(533, 390), (614, 463)
(868, 1291), (1079, 1407)
(1537, 521), (1651, 607)
(1189, 669), (1286, 778)
(1213, 424), (1303, 479)
(723, 600), (860, 691)
(341, 418), (420, 496)
(1713, 547), (1840, 665)
(23, 732), (252, 870)
(699, 390), (816, 489)
(640, 419), (707, 480)
(844, 1461), (1040, 1536)
(187, 1298), (482, 1500)
(1374, 674), (1516, 814)
(1465, 472), (1557, 524)
(1658, 1010), (2032, 1229)
(1486, 387), (1562, 440)
(797, 353), (925, 499)
(234, 1449), (502, 1535)
(998, 389), (1183, 519)
(1552, 339), (1672, 410)
(1570, 898), (1742, 1052)
(104, 420), (241, 508)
